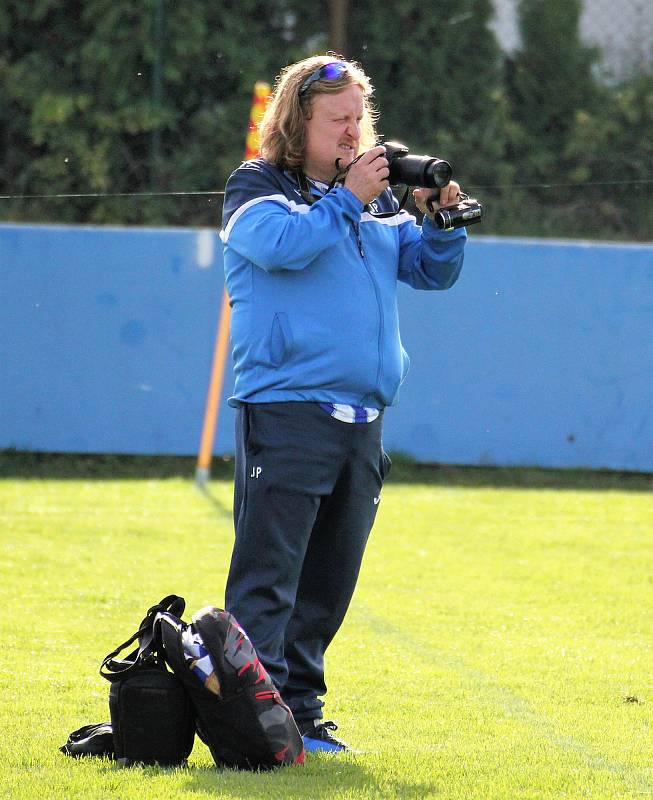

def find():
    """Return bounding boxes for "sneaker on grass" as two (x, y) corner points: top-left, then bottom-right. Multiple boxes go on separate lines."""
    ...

(300, 720), (351, 753)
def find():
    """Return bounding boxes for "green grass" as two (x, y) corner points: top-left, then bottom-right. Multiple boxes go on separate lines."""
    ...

(1, 452), (652, 799)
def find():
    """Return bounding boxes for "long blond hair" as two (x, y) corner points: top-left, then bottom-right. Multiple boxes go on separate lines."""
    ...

(259, 55), (378, 172)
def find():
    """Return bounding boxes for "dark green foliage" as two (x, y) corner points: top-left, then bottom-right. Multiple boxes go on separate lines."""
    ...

(494, 0), (652, 239)
(562, 72), (653, 238)
(349, 0), (513, 191)
(0, 0), (313, 225)
(0, 0), (650, 238)
(509, 0), (601, 157)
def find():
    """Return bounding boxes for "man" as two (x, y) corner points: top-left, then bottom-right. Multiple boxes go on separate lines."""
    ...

(220, 55), (466, 752)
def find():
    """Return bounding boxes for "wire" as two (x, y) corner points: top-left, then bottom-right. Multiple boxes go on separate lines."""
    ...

(0, 178), (651, 202)
(466, 179), (652, 191)
(0, 190), (225, 200)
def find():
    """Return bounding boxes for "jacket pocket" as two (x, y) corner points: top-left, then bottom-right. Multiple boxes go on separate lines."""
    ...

(269, 312), (294, 367)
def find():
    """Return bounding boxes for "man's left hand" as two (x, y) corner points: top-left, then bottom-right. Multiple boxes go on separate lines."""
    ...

(413, 182), (461, 220)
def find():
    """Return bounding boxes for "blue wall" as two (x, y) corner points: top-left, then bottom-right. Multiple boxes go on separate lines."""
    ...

(1, 223), (652, 471)
(390, 237), (653, 472)
(1, 224), (233, 456)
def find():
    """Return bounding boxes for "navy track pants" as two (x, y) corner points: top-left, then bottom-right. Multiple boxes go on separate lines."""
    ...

(225, 401), (390, 724)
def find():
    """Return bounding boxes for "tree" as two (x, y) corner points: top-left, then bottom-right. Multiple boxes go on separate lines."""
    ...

(563, 71), (653, 239)
(507, 0), (602, 177)
(0, 0), (314, 225)
(0, 0), (649, 238)
(345, 2), (512, 189)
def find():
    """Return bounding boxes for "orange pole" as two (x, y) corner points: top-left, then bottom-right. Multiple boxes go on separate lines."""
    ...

(195, 81), (271, 485)
(195, 290), (232, 483)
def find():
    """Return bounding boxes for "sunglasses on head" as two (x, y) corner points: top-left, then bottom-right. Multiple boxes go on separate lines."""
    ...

(298, 61), (348, 97)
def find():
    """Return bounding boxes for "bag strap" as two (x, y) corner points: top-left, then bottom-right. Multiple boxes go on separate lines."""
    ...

(100, 595), (185, 683)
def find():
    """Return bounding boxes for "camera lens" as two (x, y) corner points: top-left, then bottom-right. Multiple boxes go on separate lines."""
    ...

(387, 153), (452, 189)
(426, 160), (453, 189)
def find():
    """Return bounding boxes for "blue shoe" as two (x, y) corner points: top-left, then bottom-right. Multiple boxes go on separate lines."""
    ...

(300, 720), (350, 753)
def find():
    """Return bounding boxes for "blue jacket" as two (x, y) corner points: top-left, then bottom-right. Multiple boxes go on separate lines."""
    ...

(221, 158), (466, 409)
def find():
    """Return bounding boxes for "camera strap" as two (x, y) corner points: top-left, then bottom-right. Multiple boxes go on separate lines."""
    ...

(295, 166), (409, 219)
(426, 190), (468, 213)
(295, 171), (321, 206)
(294, 164), (354, 205)
(369, 186), (409, 218)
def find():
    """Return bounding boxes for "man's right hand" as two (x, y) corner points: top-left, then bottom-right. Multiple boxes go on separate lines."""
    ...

(344, 146), (390, 205)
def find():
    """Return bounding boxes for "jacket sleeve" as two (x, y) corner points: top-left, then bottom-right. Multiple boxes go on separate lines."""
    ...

(221, 164), (364, 272)
(396, 213), (467, 290)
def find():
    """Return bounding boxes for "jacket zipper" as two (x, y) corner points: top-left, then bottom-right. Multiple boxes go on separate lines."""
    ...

(354, 223), (365, 258)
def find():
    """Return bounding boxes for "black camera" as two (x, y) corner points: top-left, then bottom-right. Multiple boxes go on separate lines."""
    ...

(429, 195), (484, 231)
(383, 141), (483, 231)
(384, 141), (452, 190)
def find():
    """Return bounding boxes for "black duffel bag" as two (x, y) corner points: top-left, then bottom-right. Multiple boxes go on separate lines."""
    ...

(99, 595), (196, 767)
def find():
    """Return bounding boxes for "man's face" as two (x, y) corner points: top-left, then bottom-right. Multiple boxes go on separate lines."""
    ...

(303, 85), (364, 183)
